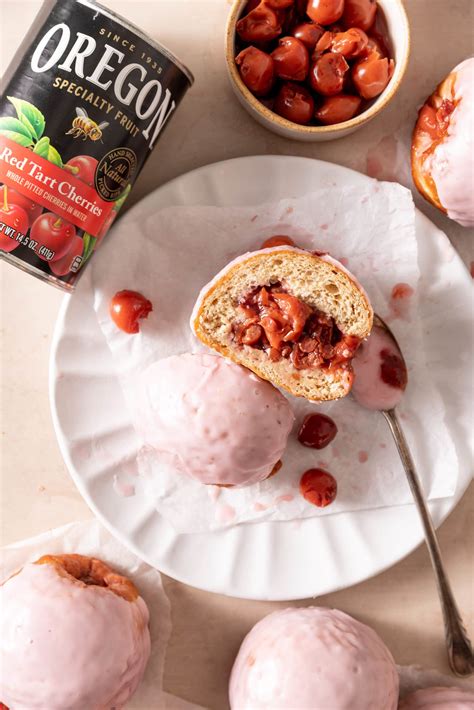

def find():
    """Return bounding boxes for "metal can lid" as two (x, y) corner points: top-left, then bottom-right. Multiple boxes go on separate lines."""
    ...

(78, 0), (195, 85)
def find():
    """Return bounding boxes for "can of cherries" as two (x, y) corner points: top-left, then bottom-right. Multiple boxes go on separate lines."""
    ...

(0, 0), (193, 291)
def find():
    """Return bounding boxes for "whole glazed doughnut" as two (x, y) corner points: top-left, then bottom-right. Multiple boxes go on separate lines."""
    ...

(229, 606), (399, 709)
(0, 554), (151, 710)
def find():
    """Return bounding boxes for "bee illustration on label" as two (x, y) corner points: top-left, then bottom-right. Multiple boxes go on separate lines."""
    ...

(66, 107), (109, 142)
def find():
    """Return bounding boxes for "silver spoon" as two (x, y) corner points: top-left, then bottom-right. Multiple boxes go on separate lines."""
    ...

(351, 314), (473, 677)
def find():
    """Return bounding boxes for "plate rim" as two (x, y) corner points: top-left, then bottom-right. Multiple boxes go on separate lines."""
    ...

(49, 154), (473, 600)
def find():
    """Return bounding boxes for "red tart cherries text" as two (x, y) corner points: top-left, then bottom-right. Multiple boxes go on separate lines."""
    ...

(299, 468), (338, 507)
(234, 0), (394, 125)
(109, 290), (153, 334)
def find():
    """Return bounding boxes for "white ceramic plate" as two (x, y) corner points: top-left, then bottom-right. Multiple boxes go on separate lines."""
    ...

(50, 156), (473, 601)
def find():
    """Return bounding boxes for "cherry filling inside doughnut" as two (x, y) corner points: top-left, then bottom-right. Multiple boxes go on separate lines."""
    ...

(35, 554), (138, 601)
(412, 93), (458, 210)
(417, 98), (456, 146)
(232, 283), (360, 371)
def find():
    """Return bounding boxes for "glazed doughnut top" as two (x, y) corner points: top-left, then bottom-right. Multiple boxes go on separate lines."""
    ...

(0, 560), (151, 710)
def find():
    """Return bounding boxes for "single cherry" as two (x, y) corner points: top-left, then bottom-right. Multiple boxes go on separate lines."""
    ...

(261, 235), (296, 248)
(352, 55), (393, 99)
(49, 234), (84, 276)
(236, 46), (275, 96)
(298, 413), (338, 449)
(292, 22), (325, 51)
(64, 155), (99, 187)
(30, 213), (76, 262)
(325, 28), (369, 58)
(380, 348), (408, 390)
(343, 0), (377, 31)
(364, 33), (388, 59)
(236, 4), (282, 43)
(109, 290), (153, 334)
(0, 187), (29, 252)
(306, 0), (344, 25)
(315, 94), (362, 124)
(274, 81), (315, 124)
(0, 186), (42, 227)
(310, 52), (349, 96)
(300, 468), (338, 507)
(271, 36), (309, 81)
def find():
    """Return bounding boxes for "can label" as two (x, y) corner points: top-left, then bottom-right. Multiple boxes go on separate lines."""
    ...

(0, 0), (192, 289)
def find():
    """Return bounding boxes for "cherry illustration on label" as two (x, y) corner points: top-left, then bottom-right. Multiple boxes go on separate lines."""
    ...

(0, 186), (28, 252)
(30, 213), (76, 262)
(0, 186), (42, 227)
(49, 234), (84, 276)
(64, 155), (99, 187)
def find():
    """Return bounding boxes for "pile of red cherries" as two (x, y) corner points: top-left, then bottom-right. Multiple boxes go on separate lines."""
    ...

(234, 0), (394, 126)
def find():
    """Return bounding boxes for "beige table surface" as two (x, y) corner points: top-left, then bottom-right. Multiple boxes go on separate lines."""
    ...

(1, 1), (473, 708)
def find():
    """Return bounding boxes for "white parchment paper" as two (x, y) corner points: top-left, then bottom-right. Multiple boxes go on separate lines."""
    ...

(0, 521), (204, 710)
(90, 181), (459, 532)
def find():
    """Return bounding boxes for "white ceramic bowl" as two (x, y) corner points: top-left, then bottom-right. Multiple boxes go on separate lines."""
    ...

(226, 0), (410, 141)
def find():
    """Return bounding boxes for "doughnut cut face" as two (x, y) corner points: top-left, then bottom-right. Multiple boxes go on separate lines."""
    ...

(192, 248), (373, 402)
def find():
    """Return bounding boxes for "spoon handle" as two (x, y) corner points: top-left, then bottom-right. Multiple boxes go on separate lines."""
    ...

(383, 408), (473, 677)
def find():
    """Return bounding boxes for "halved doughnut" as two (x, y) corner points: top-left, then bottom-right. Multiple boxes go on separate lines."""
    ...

(191, 247), (373, 401)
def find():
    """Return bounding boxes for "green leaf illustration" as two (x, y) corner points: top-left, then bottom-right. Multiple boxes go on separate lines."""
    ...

(7, 96), (45, 141)
(113, 183), (131, 212)
(81, 232), (97, 263)
(0, 129), (34, 147)
(0, 116), (34, 141)
(33, 136), (63, 167)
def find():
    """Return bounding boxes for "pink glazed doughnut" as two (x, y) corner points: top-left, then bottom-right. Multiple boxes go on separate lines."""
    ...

(133, 352), (294, 486)
(229, 606), (399, 709)
(399, 686), (474, 709)
(0, 555), (151, 710)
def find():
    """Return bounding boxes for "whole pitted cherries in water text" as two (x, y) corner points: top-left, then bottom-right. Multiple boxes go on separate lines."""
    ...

(235, 0), (394, 125)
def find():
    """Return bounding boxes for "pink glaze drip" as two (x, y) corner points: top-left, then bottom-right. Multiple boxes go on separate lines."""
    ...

(229, 607), (399, 709)
(399, 686), (474, 710)
(428, 58), (474, 227)
(215, 503), (236, 524)
(390, 283), (414, 321)
(0, 562), (151, 710)
(134, 353), (294, 487)
(274, 493), (294, 504)
(352, 326), (407, 411)
(113, 475), (135, 498)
